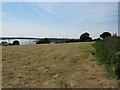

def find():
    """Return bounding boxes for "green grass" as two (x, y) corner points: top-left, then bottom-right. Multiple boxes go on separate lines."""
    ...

(93, 36), (120, 79)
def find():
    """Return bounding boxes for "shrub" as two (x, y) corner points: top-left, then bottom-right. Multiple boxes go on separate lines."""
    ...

(93, 36), (120, 79)
(100, 32), (111, 39)
(13, 40), (20, 45)
(80, 32), (92, 42)
(36, 38), (50, 44)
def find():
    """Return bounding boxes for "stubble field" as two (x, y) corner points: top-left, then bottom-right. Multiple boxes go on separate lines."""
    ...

(2, 42), (118, 88)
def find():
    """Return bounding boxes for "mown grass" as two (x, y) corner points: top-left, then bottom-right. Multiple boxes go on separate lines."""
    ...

(2, 42), (118, 88)
(93, 36), (120, 79)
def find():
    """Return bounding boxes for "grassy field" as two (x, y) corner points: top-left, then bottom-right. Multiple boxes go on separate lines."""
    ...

(0, 46), (2, 89)
(2, 42), (118, 88)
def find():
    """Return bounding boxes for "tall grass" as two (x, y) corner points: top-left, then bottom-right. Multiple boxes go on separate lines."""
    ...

(93, 36), (120, 79)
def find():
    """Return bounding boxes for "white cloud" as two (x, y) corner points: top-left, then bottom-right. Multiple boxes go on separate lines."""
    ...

(44, 8), (57, 16)
(28, 3), (57, 17)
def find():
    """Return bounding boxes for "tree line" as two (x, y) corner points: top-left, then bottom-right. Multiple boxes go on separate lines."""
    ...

(1, 40), (20, 46)
(79, 32), (112, 42)
(1, 31), (114, 45)
(36, 32), (112, 44)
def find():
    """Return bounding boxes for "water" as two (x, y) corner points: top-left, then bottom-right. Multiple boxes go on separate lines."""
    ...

(0, 39), (37, 45)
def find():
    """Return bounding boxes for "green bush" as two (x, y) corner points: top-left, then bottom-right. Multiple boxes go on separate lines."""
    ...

(93, 36), (120, 79)
(36, 38), (50, 44)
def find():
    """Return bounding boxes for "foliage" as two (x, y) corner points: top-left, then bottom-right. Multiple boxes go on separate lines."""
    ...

(36, 38), (50, 44)
(13, 40), (20, 45)
(80, 32), (92, 42)
(93, 36), (120, 79)
(93, 38), (101, 41)
(66, 39), (80, 43)
(100, 32), (111, 39)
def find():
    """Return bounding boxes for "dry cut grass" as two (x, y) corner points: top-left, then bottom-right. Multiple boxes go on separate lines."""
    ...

(2, 42), (118, 88)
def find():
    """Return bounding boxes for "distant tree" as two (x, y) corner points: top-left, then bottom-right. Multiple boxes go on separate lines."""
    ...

(100, 32), (111, 39)
(13, 40), (20, 45)
(80, 32), (92, 42)
(66, 39), (80, 43)
(87, 37), (92, 41)
(36, 38), (50, 44)
(93, 38), (101, 41)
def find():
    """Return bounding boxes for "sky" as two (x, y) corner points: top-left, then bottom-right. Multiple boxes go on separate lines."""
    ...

(1, 1), (119, 39)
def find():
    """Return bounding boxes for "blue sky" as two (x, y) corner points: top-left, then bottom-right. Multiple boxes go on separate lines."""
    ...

(2, 2), (118, 39)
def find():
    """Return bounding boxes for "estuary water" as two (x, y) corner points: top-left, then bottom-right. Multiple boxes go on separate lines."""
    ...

(0, 39), (37, 45)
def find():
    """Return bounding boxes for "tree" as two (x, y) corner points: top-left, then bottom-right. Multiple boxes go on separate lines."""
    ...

(13, 40), (20, 45)
(36, 38), (50, 44)
(100, 32), (111, 39)
(93, 38), (101, 41)
(80, 32), (92, 42)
